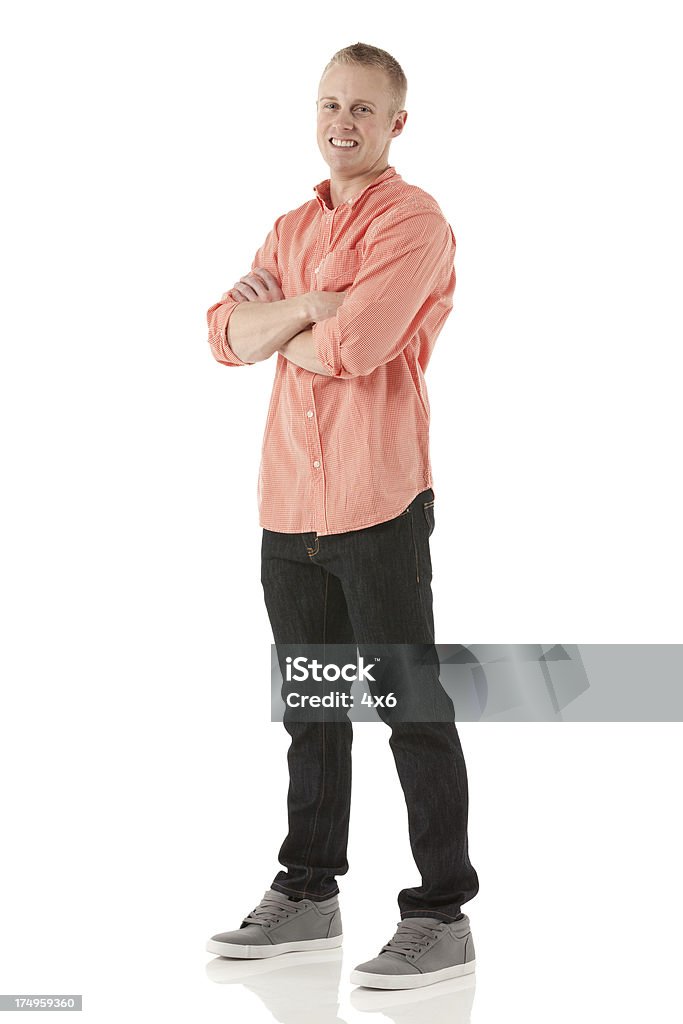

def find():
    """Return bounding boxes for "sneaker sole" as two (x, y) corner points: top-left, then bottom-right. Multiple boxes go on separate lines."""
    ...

(350, 958), (476, 990)
(206, 935), (343, 959)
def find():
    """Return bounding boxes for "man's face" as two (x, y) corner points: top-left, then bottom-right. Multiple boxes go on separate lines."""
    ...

(316, 64), (405, 175)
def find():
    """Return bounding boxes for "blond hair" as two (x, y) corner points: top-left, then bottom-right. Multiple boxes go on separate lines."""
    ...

(321, 42), (407, 123)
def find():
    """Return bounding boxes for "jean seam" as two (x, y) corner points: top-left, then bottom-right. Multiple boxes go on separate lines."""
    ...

(271, 881), (340, 899)
(408, 510), (420, 584)
(410, 506), (434, 634)
(401, 910), (460, 922)
(306, 535), (320, 556)
(300, 570), (329, 876)
(423, 501), (435, 537)
(322, 569), (329, 646)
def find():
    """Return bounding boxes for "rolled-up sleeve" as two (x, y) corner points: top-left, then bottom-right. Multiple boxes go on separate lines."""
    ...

(206, 214), (285, 367)
(311, 203), (455, 379)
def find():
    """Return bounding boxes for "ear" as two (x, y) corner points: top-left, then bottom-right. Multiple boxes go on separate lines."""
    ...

(391, 110), (408, 137)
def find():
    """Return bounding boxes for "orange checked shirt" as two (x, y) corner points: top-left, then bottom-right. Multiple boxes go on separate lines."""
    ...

(206, 165), (456, 536)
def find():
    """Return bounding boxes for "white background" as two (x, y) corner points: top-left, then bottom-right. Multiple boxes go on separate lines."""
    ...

(1, 1), (682, 1021)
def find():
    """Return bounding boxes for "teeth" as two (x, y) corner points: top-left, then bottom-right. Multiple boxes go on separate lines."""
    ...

(330, 138), (357, 147)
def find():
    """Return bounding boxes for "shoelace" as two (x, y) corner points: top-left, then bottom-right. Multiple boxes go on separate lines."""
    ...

(243, 892), (300, 928)
(380, 920), (445, 959)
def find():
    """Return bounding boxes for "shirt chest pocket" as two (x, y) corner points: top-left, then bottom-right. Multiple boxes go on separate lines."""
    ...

(317, 247), (362, 291)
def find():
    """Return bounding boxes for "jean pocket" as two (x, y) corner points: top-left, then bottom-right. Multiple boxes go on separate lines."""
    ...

(422, 499), (435, 537)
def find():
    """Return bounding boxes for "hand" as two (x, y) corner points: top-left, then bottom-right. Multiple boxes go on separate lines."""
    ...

(305, 289), (347, 323)
(222, 267), (284, 304)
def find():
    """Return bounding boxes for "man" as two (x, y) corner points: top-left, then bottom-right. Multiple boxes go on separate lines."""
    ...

(205, 42), (479, 991)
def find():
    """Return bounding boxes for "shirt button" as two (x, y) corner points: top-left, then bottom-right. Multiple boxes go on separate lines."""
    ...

(306, 410), (314, 418)
(313, 460), (320, 468)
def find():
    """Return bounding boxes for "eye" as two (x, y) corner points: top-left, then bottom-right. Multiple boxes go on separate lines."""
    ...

(321, 102), (372, 113)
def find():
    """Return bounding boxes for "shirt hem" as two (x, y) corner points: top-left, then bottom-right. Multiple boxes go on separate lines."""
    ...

(259, 483), (433, 536)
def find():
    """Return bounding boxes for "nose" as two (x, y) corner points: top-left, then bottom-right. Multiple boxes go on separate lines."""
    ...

(330, 116), (354, 132)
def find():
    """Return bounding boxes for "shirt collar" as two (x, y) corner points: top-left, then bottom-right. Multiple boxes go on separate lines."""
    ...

(313, 165), (397, 212)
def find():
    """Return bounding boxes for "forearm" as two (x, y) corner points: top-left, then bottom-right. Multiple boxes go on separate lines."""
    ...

(278, 328), (333, 375)
(228, 294), (312, 363)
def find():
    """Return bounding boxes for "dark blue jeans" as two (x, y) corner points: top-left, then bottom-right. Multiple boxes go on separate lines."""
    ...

(260, 487), (479, 922)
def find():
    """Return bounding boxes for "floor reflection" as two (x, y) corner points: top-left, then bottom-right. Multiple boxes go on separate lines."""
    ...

(351, 974), (475, 1023)
(206, 949), (476, 1024)
(206, 949), (347, 1023)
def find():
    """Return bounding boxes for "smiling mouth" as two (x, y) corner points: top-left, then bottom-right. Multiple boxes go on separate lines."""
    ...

(329, 137), (359, 148)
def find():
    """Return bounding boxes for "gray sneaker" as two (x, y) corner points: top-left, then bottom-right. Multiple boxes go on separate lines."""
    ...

(350, 915), (475, 990)
(207, 889), (343, 959)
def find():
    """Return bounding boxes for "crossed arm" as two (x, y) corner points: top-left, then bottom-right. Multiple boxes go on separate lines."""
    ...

(211, 205), (454, 379)
(223, 269), (345, 375)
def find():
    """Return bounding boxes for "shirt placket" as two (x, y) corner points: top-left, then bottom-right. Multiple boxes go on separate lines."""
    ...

(307, 204), (336, 534)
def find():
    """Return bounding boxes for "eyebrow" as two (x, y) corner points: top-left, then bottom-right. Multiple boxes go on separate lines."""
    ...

(318, 96), (376, 107)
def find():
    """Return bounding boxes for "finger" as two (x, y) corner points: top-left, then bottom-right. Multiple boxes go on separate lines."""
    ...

(239, 273), (269, 300)
(252, 267), (279, 291)
(228, 284), (253, 302)
(236, 277), (262, 301)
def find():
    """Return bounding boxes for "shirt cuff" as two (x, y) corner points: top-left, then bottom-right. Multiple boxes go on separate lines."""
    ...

(311, 319), (342, 377)
(207, 298), (253, 366)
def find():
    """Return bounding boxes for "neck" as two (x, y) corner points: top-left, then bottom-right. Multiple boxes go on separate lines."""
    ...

(329, 163), (390, 208)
